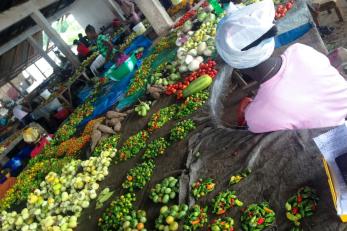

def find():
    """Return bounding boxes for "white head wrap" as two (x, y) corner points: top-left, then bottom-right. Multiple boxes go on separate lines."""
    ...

(216, 0), (276, 69)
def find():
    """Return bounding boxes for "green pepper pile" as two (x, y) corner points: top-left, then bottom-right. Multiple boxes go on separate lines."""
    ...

(212, 190), (243, 215)
(98, 193), (136, 230)
(285, 187), (319, 228)
(122, 160), (155, 192)
(92, 135), (120, 157)
(209, 217), (235, 231)
(191, 178), (215, 199)
(149, 177), (179, 204)
(240, 202), (276, 231)
(176, 91), (210, 119)
(148, 105), (178, 132)
(155, 204), (189, 231)
(121, 210), (148, 231)
(118, 131), (149, 162)
(229, 169), (251, 185)
(169, 119), (196, 142)
(183, 205), (208, 230)
(142, 138), (170, 159)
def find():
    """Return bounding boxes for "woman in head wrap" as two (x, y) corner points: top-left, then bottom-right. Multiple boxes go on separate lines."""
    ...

(216, 0), (347, 133)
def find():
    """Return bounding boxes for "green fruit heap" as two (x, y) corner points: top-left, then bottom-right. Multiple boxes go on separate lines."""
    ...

(122, 160), (155, 192)
(176, 91), (209, 119)
(169, 119), (196, 142)
(155, 204), (189, 231)
(121, 210), (148, 231)
(142, 138), (170, 159)
(98, 193), (136, 231)
(229, 169), (251, 185)
(209, 217), (235, 231)
(183, 205), (208, 230)
(148, 105), (178, 132)
(240, 202), (276, 231)
(151, 61), (181, 86)
(135, 101), (151, 117)
(150, 177), (179, 204)
(118, 131), (149, 162)
(192, 178), (215, 199)
(285, 187), (319, 228)
(212, 190), (243, 215)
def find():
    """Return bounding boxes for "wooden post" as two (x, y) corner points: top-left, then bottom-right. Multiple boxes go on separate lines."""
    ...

(30, 10), (80, 68)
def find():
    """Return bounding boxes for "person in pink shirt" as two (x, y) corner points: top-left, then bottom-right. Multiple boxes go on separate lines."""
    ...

(216, 0), (347, 133)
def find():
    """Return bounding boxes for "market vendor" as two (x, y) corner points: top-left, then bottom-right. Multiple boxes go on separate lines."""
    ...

(85, 25), (120, 64)
(215, 0), (347, 133)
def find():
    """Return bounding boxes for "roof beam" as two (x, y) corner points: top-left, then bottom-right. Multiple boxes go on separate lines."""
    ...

(0, 2), (72, 55)
(0, 0), (59, 32)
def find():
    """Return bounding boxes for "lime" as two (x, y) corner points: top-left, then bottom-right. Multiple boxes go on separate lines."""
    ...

(166, 215), (175, 225)
(169, 221), (179, 231)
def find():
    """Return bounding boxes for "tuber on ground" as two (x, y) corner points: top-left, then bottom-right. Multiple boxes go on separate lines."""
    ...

(97, 124), (116, 134)
(91, 130), (102, 151)
(106, 111), (127, 119)
(113, 122), (122, 132)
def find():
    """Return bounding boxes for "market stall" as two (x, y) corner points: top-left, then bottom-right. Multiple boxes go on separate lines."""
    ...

(1, 0), (345, 231)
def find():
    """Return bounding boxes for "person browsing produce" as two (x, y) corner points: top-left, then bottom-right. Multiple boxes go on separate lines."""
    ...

(215, 0), (347, 133)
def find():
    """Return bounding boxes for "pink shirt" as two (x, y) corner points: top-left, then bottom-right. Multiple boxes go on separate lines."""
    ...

(245, 43), (347, 133)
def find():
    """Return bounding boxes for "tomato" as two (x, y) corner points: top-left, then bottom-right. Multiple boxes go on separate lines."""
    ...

(286, 2), (293, 9)
(277, 4), (284, 9)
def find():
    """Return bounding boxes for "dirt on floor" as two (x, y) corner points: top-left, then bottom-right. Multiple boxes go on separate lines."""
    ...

(319, 0), (347, 51)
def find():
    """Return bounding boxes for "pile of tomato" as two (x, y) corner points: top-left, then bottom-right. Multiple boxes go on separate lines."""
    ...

(174, 10), (197, 28)
(165, 60), (218, 99)
(275, 0), (294, 20)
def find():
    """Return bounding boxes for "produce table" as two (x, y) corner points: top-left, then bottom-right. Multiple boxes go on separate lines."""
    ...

(0, 123), (46, 167)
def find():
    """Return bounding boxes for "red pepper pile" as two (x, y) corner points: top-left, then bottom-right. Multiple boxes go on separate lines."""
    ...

(165, 60), (218, 99)
(174, 10), (197, 28)
(275, 0), (294, 20)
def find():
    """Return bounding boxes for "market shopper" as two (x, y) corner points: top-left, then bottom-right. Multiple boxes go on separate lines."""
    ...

(215, 0), (347, 133)
(115, 0), (141, 26)
(73, 39), (91, 61)
(78, 33), (90, 47)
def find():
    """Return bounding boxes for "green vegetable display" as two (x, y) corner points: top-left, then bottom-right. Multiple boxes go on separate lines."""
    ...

(92, 135), (120, 157)
(212, 190), (243, 215)
(121, 210), (148, 231)
(98, 193), (136, 230)
(150, 61), (181, 86)
(176, 91), (209, 119)
(240, 202), (276, 231)
(142, 137), (170, 159)
(135, 101), (151, 117)
(229, 169), (251, 185)
(191, 178), (215, 199)
(149, 177), (179, 204)
(209, 217), (235, 231)
(155, 204), (189, 231)
(182, 75), (212, 98)
(118, 131), (149, 162)
(122, 160), (155, 192)
(169, 119), (196, 142)
(96, 188), (114, 209)
(148, 105), (178, 132)
(183, 205), (208, 230)
(285, 187), (319, 227)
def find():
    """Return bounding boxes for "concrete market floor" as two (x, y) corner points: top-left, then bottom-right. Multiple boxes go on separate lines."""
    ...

(319, 0), (347, 51)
